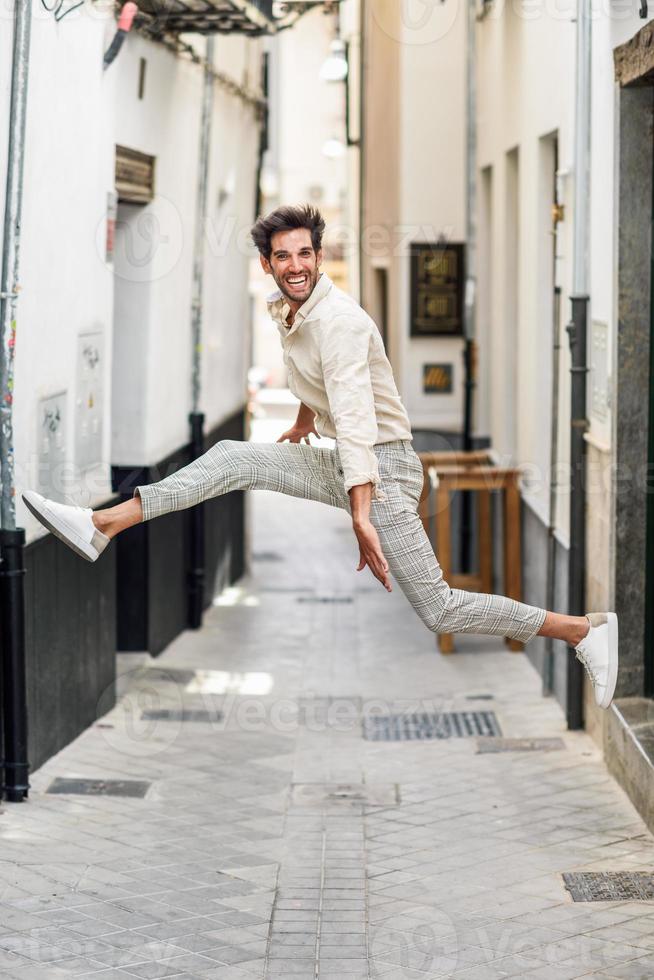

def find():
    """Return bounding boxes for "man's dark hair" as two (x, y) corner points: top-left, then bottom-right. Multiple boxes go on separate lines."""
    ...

(251, 204), (325, 260)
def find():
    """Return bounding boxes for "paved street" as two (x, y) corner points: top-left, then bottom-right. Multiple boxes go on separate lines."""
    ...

(2, 432), (654, 979)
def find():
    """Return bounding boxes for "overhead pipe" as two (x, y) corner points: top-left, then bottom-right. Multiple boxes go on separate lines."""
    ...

(565, 0), (591, 730)
(0, 0), (33, 801)
(188, 36), (215, 630)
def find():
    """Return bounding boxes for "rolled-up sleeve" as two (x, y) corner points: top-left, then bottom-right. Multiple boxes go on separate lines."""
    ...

(320, 315), (386, 501)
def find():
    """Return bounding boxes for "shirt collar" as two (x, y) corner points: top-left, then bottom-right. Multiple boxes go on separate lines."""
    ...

(267, 273), (333, 338)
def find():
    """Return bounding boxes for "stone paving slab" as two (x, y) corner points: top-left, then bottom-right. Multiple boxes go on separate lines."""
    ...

(1, 430), (654, 978)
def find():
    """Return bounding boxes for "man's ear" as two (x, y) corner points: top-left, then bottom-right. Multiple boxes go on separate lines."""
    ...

(316, 248), (323, 269)
(260, 253), (272, 275)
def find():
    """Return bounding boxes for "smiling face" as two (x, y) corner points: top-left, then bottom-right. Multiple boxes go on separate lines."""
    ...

(260, 227), (323, 312)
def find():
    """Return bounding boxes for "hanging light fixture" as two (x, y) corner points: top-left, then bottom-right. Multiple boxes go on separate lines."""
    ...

(322, 137), (346, 158)
(319, 38), (348, 82)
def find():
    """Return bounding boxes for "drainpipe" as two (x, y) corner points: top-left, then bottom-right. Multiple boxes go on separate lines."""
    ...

(460, 0), (477, 572)
(254, 51), (269, 219)
(187, 35), (215, 630)
(565, 0), (591, 730)
(0, 0), (32, 801)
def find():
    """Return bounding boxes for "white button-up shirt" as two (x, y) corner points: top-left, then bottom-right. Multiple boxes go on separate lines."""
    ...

(267, 273), (413, 501)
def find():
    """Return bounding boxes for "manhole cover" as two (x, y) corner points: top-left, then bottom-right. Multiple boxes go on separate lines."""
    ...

(292, 783), (398, 806)
(297, 596), (353, 604)
(363, 711), (501, 741)
(476, 737), (565, 753)
(140, 709), (223, 722)
(563, 872), (654, 902)
(47, 778), (150, 798)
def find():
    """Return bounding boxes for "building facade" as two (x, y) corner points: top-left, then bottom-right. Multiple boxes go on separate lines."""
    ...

(0, 2), (265, 772)
(356, 0), (654, 827)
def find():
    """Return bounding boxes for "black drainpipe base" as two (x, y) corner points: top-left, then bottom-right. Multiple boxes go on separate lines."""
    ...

(0, 527), (29, 801)
(187, 412), (205, 630)
(566, 294), (589, 731)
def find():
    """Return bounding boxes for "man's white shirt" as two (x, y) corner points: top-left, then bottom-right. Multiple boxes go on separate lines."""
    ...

(267, 273), (413, 501)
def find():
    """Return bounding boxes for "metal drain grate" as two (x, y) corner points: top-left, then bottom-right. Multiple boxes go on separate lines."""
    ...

(297, 596), (353, 604)
(143, 667), (196, 685)
(141, 709), (223, 722)
(47, 778), (150, 798)
(476, 737), (565, 754)
(563, 872), (654, 902)
(363, 711), (501, 741)
(252, 551), (284, 561)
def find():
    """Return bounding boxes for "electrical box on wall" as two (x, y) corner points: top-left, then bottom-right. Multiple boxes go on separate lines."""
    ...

(76, 331), (104, 471)
(37, 392), (66, 502)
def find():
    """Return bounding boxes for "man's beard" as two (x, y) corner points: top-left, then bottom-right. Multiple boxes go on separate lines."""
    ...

(274, 266), (320, 305)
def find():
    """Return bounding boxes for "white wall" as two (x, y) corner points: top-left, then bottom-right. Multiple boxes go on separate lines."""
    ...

(0, 4), (261, 542)
(8, 6), (116, 537)
(396, 2), (467, 432)
(476, 0), (575, 531)
(112, 32), (259, 465)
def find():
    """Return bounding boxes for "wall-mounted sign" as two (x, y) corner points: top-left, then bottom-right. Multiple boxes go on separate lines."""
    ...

(423, 363), (453, 394)
(410, 241), (465, 336)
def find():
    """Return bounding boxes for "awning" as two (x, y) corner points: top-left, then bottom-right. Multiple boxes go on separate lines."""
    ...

(133, 0), (339, 37)
(135, 0), (273, 36)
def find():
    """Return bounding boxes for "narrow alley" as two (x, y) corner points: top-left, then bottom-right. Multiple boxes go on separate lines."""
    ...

(0, 424), (653, 980)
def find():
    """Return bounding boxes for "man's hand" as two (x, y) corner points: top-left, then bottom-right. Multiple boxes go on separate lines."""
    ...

(277, 421), (321, 445)
(277, 403), (321, 444)
(353, 519), (392, 592)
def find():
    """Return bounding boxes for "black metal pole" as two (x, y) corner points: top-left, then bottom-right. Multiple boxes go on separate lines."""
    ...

(0, 527), (29, 801)
(460, 338), (475, 572)
(187, 412), (205, 630)
(565, 295), (588, 730)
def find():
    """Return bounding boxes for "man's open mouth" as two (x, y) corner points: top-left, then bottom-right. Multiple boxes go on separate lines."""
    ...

(286, 275), (309, 290)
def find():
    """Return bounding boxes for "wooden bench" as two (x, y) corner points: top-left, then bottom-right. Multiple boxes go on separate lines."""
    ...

(417, 452), (523, 654)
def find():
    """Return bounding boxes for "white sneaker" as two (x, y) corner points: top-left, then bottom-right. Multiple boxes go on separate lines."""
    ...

(574, 612), (619, 709)
(22, 490), (111, 563)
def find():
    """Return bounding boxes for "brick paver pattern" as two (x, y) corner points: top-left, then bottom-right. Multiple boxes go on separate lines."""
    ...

(2, 431), (654, 980)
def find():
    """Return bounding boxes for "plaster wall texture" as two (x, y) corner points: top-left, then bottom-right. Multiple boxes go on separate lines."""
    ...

(7, 10), (116, 541)
(0, 10), (261, 542)
(476, 0), (575, 532)
(361, 1), (467, 433)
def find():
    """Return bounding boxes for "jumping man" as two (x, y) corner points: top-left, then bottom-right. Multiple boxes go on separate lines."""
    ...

(23, 205), (619, 709)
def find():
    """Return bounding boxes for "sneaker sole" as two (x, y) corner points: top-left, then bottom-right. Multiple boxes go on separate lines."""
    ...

(22, 492), (100, 563)
(599, 612), (619, 709)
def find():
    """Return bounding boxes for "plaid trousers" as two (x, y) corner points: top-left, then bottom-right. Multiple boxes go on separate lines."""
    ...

(135, 438), (547, 643)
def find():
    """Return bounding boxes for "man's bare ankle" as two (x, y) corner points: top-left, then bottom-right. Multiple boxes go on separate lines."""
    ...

(573, 616), (590, 647)
(92, 511), (113, 537)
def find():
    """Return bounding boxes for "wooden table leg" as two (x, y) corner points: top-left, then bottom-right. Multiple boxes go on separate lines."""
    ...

(435, 481), (454, 654)
(478, 489), (492, 594)
(504, 476), (523, 652)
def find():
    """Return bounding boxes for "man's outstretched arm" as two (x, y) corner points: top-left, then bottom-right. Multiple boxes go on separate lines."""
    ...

(349, 483), (392, 592)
